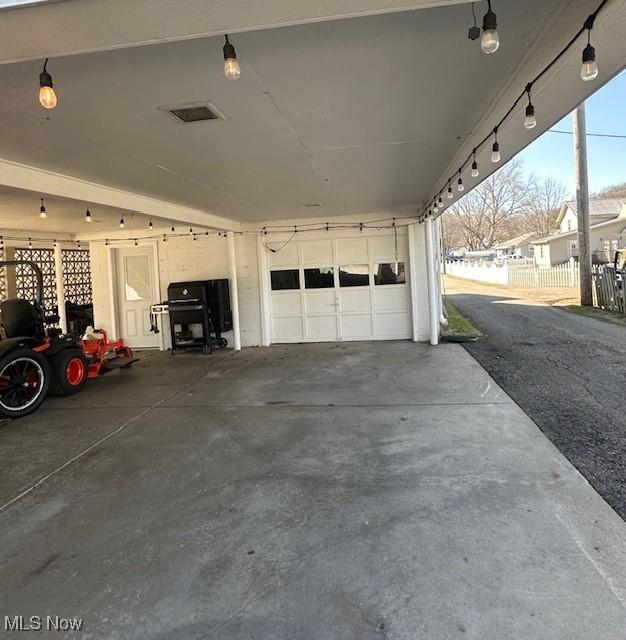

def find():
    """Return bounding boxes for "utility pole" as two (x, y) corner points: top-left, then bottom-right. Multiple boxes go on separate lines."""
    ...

(573, 102), (593, 306)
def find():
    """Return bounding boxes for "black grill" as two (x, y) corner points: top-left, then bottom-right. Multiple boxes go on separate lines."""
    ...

(166, 279), (231, 353)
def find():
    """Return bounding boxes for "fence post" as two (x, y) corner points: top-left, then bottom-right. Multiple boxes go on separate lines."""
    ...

(569, 257), (576, 288)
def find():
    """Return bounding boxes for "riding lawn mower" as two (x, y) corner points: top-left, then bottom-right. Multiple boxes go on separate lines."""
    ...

(0, 260), (136, 419)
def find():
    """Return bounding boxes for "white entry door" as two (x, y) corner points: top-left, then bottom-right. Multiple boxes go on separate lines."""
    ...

(116, 247), (159, 349)
(269, 233), (411, 343)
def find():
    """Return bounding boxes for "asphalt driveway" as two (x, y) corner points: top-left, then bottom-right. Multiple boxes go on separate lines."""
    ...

(2, 342), (626, 639)
(446, 275), (626, 520)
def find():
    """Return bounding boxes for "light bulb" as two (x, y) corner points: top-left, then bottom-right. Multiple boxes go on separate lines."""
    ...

(524, 99), (536, 129)
(120, 218), (125, 229)
(39, 85), (57, 109)
(149, 220), (153, 230)
(193, 234), (197, 242)
(85, 209), (92, 223)
(38, 59), (57, 109)
(39, 202), (47, 219)
(491, 143), (501, 163)
(581, 44), (598, 81)
(458, 177), (464, 192)
(471, 159), (479, 178)
(224, 58), (241, 80)
(481, 29), (499, 54)
(447, 186), (453, 199)
(481, 5), (499, 54)
(223, 36), (241, 80)
(28, 238), (33, 249)
(433, 201), (439, 211)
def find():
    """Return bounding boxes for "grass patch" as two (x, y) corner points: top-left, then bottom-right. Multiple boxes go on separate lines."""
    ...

(562, 304), (626, 327)
(443, 299), (482, 338)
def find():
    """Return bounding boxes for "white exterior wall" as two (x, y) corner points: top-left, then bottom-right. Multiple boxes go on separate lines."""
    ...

(88, 212), (432, 348)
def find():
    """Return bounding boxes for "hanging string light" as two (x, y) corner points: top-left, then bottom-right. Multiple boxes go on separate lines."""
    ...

(28, 237), (33, 249)
(223, 35), (241, 80)
(170, 224), (175, 234)
(491, 127), (501, 163)
(471, 149), (480, 178)
(481, 0), (500, 54)
(162, 234), (167, 243)
(119, 217), (125, 229)
(53, 239), (57, 248)
(192, 233), (197, 242)
(189, 227), (193, 235)
(38, 58), (57, 109)
(39, 198), (47, 220)
(581, 14), (599, 81)
(105, 239), (109, 247)
(447, 180), (453, 199)
(524, 84), (537, 129)
(457, 171), (465, 192)
(149, 220), (153, 230)
(85, 209), (92, 223)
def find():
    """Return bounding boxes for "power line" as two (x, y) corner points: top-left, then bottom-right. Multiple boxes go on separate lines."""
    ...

(548, 129), (626, 139)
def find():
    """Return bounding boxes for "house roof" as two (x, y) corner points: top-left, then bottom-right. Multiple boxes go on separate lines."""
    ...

(494, 232), (537, 250)
(556, 198), (626, 224)
(532, 216), (626, 244)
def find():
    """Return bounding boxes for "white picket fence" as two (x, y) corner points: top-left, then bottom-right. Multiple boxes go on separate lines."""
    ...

(445, 259), (579, 288)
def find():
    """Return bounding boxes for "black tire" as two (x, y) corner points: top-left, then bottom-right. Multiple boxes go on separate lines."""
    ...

(0, 348), (50, 418)
(48, 348), (88, 397)
(218, 338), (228, 348)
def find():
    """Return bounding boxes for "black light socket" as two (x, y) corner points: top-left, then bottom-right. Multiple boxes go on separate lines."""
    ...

(483, 7), (497, 32)
(223, 35), (237, 60)
(582, 43), (596, 64)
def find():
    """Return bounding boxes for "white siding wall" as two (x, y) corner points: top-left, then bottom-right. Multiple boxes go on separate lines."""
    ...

(88, 213), (430, 348)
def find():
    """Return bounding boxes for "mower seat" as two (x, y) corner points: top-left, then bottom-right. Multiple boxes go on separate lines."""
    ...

(1, 299), (45, 341)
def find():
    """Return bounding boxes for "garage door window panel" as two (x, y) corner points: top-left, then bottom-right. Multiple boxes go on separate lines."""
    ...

(339, 265), (370, 287)
(375, 262), (406, 285)
(271, 269), (300, 291)
(304, 267), (334, 289)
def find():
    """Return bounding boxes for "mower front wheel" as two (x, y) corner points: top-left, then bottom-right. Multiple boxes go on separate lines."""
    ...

(0, 348), (50, 418)
(49, 348), (88, 397)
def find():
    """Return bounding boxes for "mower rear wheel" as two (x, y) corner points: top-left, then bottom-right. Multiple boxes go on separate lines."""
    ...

(0, 348), (50, 418)
(49, 348), (88, 396)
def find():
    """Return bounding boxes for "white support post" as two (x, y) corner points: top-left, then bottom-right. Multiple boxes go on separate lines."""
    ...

(424, 218), (439, 346)
(408, 223), (420, 342)
(257, 234), (272, 347)
(53, 242), (68, 334)
(435, 217), (447, 326)
(227, 232), (241, 352)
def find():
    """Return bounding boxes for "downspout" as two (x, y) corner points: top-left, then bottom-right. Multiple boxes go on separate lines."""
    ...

(424, 218), (439, 346)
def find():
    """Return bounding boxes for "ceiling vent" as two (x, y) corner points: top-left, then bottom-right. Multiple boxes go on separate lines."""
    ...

(164, 102), (225, 124)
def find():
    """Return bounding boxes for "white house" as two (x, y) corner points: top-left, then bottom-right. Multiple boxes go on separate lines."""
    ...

(494, 232), (537, 260)
(532, 198), (626, 265)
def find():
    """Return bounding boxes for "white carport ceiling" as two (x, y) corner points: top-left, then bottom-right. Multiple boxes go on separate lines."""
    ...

(0, 0), (621, 224)
(0, 185), (164, 234)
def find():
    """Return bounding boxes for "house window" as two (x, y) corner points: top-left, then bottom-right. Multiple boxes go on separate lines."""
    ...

(567, 220), (572, 231)
(539, 245), (544, 258)
(271, 269), (300, 291)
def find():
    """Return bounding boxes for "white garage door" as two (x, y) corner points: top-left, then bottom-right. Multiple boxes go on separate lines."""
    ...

(269, 233), (411, 343)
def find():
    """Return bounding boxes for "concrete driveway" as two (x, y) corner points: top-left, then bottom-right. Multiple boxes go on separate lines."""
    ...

(445, 275), (626, 520)
(1, 343), (626, 639)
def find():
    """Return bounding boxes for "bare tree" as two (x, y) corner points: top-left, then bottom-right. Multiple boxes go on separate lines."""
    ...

(442, 159), (534, 251)
(593, 182), (626, 198)
(523, 178), (568, 238)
